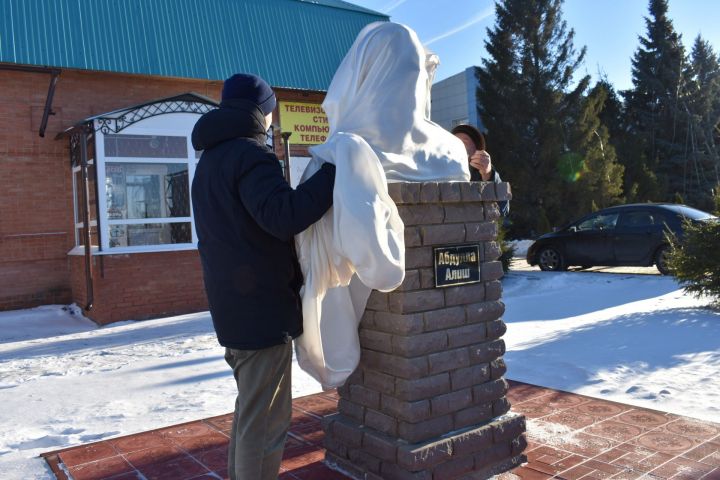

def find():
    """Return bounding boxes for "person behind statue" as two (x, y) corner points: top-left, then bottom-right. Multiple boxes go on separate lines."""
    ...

(190, 73), (336, 480)
(451, 123), (509, 216)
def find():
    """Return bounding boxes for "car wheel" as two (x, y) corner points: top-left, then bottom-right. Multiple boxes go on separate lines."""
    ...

(538, 247), (565, 271)
(655, 245), (672, 275)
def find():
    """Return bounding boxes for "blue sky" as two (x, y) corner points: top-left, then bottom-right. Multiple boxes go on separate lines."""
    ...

(350, 0), (720, 91)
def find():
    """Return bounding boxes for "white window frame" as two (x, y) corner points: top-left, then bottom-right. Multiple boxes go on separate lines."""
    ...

(94, 113), (202, 254)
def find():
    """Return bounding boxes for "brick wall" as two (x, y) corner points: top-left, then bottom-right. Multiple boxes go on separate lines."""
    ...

(323, 181), (527, 480)
(0, 68), (325, 317)
(69, 250), (208, 325)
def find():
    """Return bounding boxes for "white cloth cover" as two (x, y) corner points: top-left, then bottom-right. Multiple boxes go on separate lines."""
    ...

(294, 22), (470, 388)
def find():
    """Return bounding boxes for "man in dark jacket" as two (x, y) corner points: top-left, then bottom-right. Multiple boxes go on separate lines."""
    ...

(191, 73), (335, 480)
(452, 124), (510, 216)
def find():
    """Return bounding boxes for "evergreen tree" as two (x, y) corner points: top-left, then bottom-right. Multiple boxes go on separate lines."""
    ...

(564, 82), (625, 218)
(597, 79), (624, 146)
(477, 0), (590, 237)
(681, 35), (720, 209)
(598, 80), (650, 202)
(622, 0), (686, 202)
(667, 218), (720, 306)
(497, 223), (516, 272)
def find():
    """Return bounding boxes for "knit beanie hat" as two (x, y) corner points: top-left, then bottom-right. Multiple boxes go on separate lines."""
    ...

(221, 73), (277, 115)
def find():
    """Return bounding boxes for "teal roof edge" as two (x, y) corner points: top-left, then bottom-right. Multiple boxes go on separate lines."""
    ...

(0, 0), (388, 91)
(294, 0), (387, 17)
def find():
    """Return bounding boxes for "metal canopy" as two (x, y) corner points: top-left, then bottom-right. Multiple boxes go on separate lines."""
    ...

(57, 92), (219, 139)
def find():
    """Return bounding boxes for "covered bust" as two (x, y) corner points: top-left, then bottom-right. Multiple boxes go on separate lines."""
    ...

(295, 22), (469, 388)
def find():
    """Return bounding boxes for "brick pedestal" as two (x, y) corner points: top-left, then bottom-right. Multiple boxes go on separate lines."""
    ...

(323, 181), (526, 480)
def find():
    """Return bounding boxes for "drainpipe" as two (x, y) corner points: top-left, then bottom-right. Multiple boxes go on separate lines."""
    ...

(40, 71), (60, 138)
(0, 64), (61, 137)
(79, 128), (94, 310)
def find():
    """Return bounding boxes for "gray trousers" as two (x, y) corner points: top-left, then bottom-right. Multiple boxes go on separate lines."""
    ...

(224, 342), (293, 480)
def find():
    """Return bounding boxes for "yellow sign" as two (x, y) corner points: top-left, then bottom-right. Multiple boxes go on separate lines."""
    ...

(278, 101), (329, 145)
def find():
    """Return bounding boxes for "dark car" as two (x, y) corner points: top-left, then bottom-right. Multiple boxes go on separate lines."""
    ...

(526, 203), (716, 274)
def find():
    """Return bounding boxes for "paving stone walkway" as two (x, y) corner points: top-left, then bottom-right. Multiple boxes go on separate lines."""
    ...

(42, 381), (720, 480)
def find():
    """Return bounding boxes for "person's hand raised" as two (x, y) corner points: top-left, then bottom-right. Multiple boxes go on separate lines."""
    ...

(469, 150), (492, 180)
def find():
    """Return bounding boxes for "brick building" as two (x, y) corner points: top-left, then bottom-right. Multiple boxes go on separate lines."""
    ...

(0, 0), (387, 324)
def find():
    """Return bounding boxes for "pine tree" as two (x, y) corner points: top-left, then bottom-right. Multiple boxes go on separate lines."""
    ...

(668, 218), (720, 306)
(497, 223), (516, 272)
(477, 0), (590, 237)
(597, 79), (624, 146)
(598, 80), (648, 202)
(681, 35), (720, 210)
(622, 0), (686, 203)
(564, 82), (625, 219)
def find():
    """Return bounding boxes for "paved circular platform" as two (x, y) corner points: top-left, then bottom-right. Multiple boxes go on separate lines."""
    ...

(42, 381), (719, 480)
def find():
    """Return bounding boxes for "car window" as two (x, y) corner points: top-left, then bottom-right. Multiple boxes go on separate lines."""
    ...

(618, 211), (654, 228)
(577, 213), (619, 231)
(652, 211), (676, 229)
(664, 205), (716, 221)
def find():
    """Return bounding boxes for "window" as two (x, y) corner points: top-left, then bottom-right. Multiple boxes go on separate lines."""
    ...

(618, 211), (655, 228)
(104, 134), (187, 158)
(665, 205), (716, 221)
(63, 98), (225, 254)
(577, 213), (619, 231)
(105, 163), (189, 219)
(104, 162), (191, 247)
(94, 115), (201, 252)
(451, 118), (470, 127)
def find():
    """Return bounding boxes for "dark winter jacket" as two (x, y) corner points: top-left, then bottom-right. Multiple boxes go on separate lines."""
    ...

(469, 167), (510, 217)
(191, 99), (335, 350)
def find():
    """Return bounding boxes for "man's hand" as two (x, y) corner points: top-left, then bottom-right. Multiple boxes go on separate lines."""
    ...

(469, 150), (493, 180)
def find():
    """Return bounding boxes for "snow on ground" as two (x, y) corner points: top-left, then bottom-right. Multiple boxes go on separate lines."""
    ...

(503, 270), (720, 423)
(0, 307), (323, 479)
(509, 239), (534, 257)
(0, 268), (718, 479)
